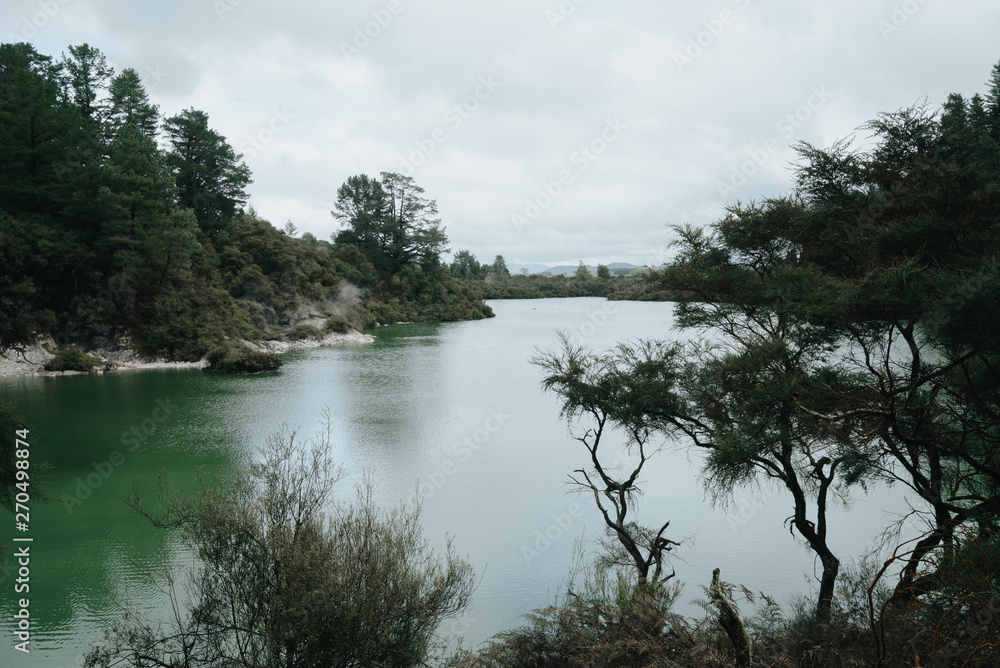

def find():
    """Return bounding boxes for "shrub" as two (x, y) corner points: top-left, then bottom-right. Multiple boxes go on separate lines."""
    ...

(348, 304), (378, 330)
(85, 421), (475, 668)
(324, 314), (351, 333)
(204, 346), (283, 374)
(43, 347), (101, 372)
(289, 323), (324, 340)
(457, 566), (690, 668)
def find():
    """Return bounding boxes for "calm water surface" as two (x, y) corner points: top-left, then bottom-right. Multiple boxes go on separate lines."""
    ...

(0, 298), (912, 665)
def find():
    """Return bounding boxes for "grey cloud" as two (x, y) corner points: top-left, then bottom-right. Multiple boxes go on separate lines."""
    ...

(2, 0), (998, 264)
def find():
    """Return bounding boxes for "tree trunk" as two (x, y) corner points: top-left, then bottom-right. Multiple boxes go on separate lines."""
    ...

(709, 568), (752, 668)
(817, 554), (840, 623)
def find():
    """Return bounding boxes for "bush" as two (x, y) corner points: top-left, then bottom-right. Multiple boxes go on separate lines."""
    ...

(289, 323), (324, 340)
(204, 346), (283, 374)
(86, 421), (474, 668)
(457, 565), (690, 668)
(348, 304), (378, 330)
(323, 314), (351, 333)
(43, 346), (101, 372)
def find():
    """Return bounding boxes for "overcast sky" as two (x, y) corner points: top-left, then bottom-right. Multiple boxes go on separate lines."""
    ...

(5, 0), (999, 266)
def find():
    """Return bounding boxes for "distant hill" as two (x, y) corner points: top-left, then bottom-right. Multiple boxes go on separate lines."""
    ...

(508, 262), (645, 277)
(507, 263), (553, 275)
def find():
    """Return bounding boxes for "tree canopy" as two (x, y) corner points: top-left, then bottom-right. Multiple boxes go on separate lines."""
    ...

(0, 42), (491, 359)
(534, 60), (1000, 650)
(333, 171), (449, 277)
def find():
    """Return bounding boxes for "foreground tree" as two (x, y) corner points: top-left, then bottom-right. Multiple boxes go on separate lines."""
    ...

(537, 300), (853, 622)
(86, 418), (475, 668)
(638, 68), (1000, 612)
(535, 337), (679, 589)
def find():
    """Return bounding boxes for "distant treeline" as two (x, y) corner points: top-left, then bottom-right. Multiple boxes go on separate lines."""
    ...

(0, 42), (490, 362)
(448, 253), (683, 301)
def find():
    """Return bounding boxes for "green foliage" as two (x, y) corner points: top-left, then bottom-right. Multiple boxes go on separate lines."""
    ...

(61, 43), (112, 122)
(477, 272), (616, 299)
(332, 171), (448, 278)
(0, 43), (491, 358)
(290, 323), (323, 340)
(164, 108), (252, 233)
(0, 43), (80, 217)
(455, 562), (690, 668)
(204, 345), (283, 374)
(346, 303), (378, 330)
(450, 249), (485, 279)
(135, 278), (243, 361)
(597, 263), (612, 279)
(86, 422), (474, 668)
(43, 347), (100, 372)
(105, 67), (158, 140)
(531, 61), (1000, 644)
(323, 314), (351, 333)
(491, 254), (509, 276)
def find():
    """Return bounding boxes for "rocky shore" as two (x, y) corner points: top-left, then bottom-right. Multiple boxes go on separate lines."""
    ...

(0, 330), (375, 378)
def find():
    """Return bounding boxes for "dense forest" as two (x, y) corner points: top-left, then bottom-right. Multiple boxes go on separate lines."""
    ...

(0, 42), (491, 365)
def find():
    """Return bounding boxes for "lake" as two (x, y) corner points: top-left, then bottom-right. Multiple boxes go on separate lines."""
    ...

(0, 298), (913, 665)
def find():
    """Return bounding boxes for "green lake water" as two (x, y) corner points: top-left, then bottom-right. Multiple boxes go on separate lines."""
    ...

(0, 298), (912, 666)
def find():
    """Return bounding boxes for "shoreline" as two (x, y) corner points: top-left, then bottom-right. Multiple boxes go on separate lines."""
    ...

(0, 330), (376, 378)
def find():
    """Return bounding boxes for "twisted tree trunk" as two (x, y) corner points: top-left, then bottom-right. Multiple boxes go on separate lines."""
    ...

(709, 568), (752, 668)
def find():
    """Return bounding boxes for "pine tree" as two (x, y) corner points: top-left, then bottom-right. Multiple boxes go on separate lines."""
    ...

(163, 108), (252, 234)
(0, 43), (77, 214)
(969, 93), (990, 136)
(492, 254), (510, 276)
(106, 68), (159, 140)
(60, 43), (113, 124)
(984, 60), (1000, 141)
(58, 44), (115, 230)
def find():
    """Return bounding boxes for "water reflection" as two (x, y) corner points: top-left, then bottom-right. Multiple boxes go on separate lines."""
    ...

(0, 299), (916, 663)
